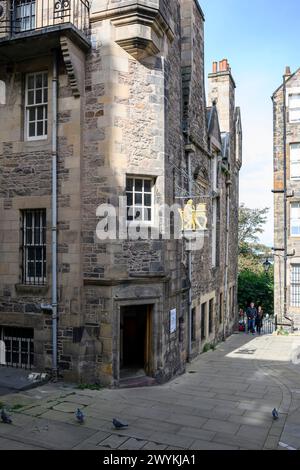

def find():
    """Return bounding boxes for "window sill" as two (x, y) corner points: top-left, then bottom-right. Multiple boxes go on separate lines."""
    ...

(15, 284), (49, 296)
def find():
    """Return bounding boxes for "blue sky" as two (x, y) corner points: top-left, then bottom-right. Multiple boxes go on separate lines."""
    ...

(200, 0), (300, 246)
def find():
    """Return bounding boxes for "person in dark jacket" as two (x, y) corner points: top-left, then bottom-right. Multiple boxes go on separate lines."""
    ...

(246, 303), (257, 334)
(255, 306), (264, 335)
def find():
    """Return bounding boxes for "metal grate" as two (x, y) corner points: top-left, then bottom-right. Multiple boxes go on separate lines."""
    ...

(2, 328), (34, 369)
(22, 209), (46, 285)
(291, 265), (300, 307)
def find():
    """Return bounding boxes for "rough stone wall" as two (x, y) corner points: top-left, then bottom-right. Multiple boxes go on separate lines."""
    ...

(273, 70), (300, 329)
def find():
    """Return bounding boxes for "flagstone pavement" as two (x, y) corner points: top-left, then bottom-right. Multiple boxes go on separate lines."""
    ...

(1, 333), (300, 450)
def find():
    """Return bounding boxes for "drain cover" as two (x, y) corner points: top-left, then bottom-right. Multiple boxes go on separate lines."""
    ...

(235, 349), (257, 355)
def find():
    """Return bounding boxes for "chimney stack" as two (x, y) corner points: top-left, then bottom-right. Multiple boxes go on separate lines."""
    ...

(212, 62), (218, 73)
(284, 66), (291, 77)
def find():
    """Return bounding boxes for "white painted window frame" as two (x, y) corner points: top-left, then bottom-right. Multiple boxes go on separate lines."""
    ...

(290, 143), (300, 180)
(25, 71), (48, 141)
(291, 264), (300, 307)
(126, 176), (155, 227)
(290, 202), (300, 237)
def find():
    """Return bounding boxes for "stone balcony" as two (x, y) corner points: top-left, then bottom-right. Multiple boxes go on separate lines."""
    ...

(0, 0), (91, 63)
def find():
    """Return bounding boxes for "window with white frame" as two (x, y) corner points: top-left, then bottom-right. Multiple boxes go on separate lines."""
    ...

(15, 0), (36, 32)
(22, 209), (46, 285)
(25, 72), (48, 140)
(126, 177), (154, 223)
(289, 94), (300, 123)
(291, 265), (300, 307)
(290, 202), (300, 236)
(290, 143), (300, 179)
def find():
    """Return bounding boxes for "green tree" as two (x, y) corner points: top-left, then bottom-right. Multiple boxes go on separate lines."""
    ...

(238, 204), (274, 314)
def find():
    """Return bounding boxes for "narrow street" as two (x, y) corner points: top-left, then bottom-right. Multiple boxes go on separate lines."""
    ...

(1, 333), (300, 450)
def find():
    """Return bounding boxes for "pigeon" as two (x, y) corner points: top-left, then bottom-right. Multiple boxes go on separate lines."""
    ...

(113, 418), (128, 429)
(1, 409), (12, 424)
(75, 408), (85, 424)
(272, 408), (279, 420)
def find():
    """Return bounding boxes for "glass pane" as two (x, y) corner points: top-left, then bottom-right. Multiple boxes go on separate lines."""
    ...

(35, 89), (42, 103)
(28, 76), (34, 90)
(36, 74), (43, 89)
(144, 180), (151, 192)
(28, 246), (35, 261)
(44, 120), (48, 135)
(135, 179), (143, 192)
(144, 194), (151, 207)
(29, 108), (35, 121)
(28, 262), (35, 278)
(43, 88), (48, 103)
(29, 122), (35, 137)
(43, 73), (48, 87)
(26, 211), (33, 227)
(135, 193), (142, 205)
(126, 178), (133, 191)
(37, 106), (43, 120)
(37, 121), (43, 136)
(27, 90), (34, 105)
(127, 193), (133, 206)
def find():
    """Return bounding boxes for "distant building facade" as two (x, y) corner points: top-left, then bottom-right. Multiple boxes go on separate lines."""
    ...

(0, 0), (242, 386)
(273, 67), (300, 330)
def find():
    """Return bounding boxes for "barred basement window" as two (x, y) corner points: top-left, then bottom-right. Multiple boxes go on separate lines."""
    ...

(25, 71), (48, 140)
(201, 302), (206, 340)
(191, 308), (196, 342)
(291, 265), (300, 307)
(22, 209), (46, 285)
(209, 299), (214, 334)
(126, 177), (154, 223)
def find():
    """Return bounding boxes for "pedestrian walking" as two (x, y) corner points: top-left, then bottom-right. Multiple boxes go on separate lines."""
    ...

(246, 302), (257, 334)
(255, 306), (264, 335)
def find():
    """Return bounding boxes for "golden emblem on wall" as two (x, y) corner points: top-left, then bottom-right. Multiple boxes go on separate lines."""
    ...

(178, 200), (208, 231)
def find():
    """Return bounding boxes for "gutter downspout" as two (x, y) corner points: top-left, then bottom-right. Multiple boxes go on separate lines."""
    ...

(52, 50), (58, 376)
(223, 177), (231, 341)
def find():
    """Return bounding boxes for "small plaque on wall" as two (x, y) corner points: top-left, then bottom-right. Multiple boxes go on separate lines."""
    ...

(170, 309), (177, 334)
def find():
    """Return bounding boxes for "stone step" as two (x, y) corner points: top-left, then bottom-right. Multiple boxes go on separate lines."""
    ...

(119, 375), (157, 389)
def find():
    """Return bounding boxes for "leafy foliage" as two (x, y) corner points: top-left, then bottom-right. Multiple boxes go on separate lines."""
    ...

(238, 204), (274, 313)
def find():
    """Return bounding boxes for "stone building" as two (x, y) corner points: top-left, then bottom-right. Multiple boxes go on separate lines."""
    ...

(273, 67), (300, 330)
(0, 0), (242, 386)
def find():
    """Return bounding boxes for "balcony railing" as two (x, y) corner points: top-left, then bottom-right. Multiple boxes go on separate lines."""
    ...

(0, 0), (90, 38)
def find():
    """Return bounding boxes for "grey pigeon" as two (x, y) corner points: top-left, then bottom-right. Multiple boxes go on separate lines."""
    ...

(75, 408), (85, 424)
(272, 408), (279, 420)
(1, 409), (12, 424)
(113, 418), (128, 429)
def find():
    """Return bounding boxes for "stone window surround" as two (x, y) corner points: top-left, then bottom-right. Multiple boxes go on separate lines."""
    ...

(25, 70), (48, 141)
(12, 197), (51, 294)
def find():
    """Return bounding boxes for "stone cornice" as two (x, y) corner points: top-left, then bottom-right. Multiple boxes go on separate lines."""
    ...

(90, 3), (174, 41)
(90, 2), (174, 59)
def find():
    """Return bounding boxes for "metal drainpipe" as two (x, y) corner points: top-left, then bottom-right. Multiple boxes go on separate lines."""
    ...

(187, 151), (192, 361)
(51, 50), (58, 376)
(223, 178), (231, 341)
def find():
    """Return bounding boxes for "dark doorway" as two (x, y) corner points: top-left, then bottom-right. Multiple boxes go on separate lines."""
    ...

(120, 305), (152, 379)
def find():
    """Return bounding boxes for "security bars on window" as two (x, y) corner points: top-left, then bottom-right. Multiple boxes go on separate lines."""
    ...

(25, 71), (48, 140)
(291, 264), (300, 308)
(22, 209), (46, 285)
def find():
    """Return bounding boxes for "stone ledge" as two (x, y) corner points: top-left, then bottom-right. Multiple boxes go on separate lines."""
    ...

(15, 284), (49, 296)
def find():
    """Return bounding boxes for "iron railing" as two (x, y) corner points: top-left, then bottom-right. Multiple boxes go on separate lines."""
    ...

(0, 0), (90, 37)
